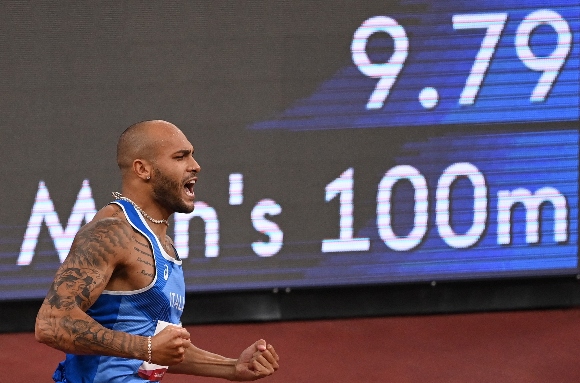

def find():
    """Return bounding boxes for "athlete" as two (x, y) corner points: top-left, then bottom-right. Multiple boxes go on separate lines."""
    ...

(35, 120), (279, 382)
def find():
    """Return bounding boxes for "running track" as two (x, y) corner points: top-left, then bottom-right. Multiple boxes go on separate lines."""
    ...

(3, 308), (580, 383)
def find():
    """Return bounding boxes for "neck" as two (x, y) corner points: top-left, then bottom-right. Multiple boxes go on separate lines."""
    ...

(112, 192), (170, 234)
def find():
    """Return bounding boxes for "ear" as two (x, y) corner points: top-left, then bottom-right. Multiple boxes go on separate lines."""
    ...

(132, 159), (152, 181)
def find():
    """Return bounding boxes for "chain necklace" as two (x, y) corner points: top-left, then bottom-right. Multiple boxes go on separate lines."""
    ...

(111, 192), (169, 226)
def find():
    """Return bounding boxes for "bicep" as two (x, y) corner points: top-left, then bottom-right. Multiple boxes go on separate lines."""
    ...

(43, 217), (133, 313)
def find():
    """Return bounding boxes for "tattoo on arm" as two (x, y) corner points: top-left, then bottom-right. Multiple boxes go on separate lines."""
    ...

(60, 315), (146, 358)
(45, 219), (132, 310)
(46, 267), (101, 311)
(37, 218), (146, 359)
(72, 218), (133, 267)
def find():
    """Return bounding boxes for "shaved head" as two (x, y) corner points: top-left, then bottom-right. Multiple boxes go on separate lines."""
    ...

(116, 120), (182, 173)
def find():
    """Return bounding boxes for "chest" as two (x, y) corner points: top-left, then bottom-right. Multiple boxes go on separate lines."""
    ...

(109, 231), (178, 291)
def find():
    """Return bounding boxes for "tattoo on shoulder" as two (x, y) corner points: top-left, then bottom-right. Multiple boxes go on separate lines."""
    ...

(70, 218), (133, 267)
(110, 204), (123, 218)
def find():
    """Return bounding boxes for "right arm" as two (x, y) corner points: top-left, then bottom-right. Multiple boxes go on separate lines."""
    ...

(35, 217), (187, 365)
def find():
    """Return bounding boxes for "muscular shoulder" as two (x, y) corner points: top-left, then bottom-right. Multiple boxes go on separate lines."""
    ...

(67, 204), (134, 268)
(93, 203), (126, 222)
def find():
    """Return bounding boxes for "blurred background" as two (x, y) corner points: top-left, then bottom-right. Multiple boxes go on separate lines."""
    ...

(0, 1), (579, 381)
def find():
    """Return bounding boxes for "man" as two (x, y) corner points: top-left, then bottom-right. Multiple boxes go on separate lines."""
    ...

(35, 120), (279, 382)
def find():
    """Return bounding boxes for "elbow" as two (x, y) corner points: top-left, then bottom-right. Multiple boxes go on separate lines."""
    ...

(35, 316), (48, 344)
(34, 310), (56, 346)
(35, 314), (71, 354)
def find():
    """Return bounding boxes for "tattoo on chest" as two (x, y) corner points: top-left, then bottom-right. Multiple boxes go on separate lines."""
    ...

(132, 235), (155, 279)
(134, 246), (152, 257)
(133, 236), (153, 258)
(136, 257), (153, 267)
(140, 269), (154, 278)
(162, 242), (173, 256)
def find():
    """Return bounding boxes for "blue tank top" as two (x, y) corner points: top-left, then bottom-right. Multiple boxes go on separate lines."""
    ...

(53, 200), (185, 383)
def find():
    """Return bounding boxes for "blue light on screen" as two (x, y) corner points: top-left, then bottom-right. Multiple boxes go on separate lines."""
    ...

(250, 0), (579, 131)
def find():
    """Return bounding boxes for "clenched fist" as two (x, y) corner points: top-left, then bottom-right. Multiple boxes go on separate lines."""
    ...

(151, 325), (192, 365)
(234, 339), (279, 381)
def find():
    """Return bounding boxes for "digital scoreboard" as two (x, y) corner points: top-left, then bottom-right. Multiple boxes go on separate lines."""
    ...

(0, 0), (577, 300)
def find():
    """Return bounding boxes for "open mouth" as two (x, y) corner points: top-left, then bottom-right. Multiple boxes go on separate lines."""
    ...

(184, 179), (196, 198)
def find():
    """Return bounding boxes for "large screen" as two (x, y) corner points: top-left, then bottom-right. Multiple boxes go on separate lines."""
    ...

(0, 0), (578, 300)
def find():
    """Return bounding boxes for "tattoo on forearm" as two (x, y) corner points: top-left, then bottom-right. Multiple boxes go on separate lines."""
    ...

(59, 315), (145, 359)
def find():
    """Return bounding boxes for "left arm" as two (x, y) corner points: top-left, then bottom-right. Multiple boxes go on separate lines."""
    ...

(167, 339), (279, 381)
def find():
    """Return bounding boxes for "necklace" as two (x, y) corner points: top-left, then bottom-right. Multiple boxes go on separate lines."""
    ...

(112, 192), (169, 226)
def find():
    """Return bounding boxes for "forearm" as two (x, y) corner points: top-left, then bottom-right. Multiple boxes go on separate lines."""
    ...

(35, 301), (147, 361)
(167, 344), (237, 380)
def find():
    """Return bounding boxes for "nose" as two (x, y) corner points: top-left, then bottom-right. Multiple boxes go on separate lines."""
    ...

(190, 157), (201, 173)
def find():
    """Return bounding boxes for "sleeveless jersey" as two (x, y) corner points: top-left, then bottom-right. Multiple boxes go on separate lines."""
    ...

(53, 199), (185, 383)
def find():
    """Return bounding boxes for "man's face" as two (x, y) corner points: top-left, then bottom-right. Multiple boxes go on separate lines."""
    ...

(55, 278), (87, 306)
(150, 129), (200, 214)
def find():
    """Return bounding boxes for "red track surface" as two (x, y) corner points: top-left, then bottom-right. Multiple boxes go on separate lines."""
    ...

(3, 308), (580, 383)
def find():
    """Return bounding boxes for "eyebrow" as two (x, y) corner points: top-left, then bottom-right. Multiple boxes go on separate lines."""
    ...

(174, 148), (194, 156)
